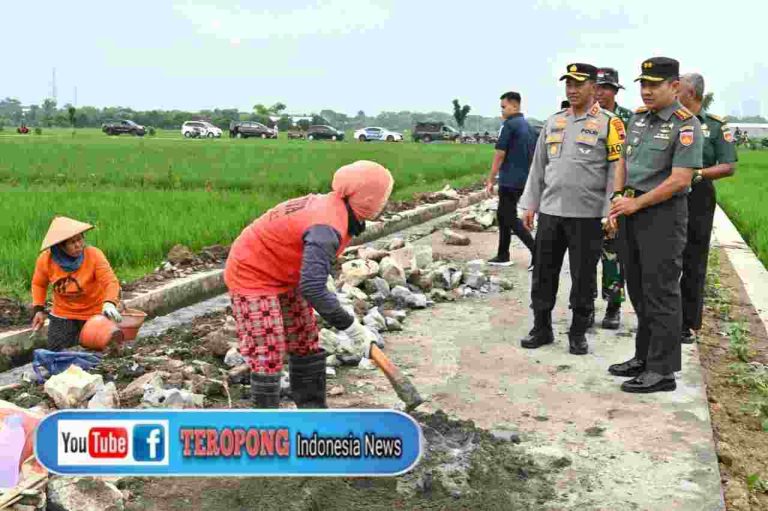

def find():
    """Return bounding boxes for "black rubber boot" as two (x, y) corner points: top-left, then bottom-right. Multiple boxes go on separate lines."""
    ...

(250, 373), (281, 409)
(289, 349), (328, 408)
(521, 310), (554, 349)
(568, 310), (591, 355)
(601, 304), (621, 330)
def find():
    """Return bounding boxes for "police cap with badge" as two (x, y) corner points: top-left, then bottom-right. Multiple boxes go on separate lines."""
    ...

(559, 63), (598, 82)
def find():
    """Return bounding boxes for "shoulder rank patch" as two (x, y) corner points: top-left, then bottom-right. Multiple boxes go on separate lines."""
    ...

(588, 103), (601, 117)
(634, 106), (648, 114)
(707, 113), (725, 123)
(679, 125), (694, 147)
(673, 107), (693, 121)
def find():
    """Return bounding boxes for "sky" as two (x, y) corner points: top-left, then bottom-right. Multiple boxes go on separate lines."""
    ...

(3, 0), (765, 120)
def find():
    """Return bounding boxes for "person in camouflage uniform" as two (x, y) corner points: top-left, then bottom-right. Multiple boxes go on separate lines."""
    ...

(593, 67), (633, 330)
(678, 73), (738, 344)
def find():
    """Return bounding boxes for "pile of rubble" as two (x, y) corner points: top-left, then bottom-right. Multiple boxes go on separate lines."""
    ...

(450, 198), (499, 233)
(121, 243), (229, 291)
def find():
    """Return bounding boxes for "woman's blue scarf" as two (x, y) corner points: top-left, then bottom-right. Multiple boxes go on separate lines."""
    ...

(51, 244), (85, 273)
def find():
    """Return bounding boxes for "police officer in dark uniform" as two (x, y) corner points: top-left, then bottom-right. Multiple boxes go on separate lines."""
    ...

(608, 57), (703, 393)
(593, 67), (634, 329)
(678, 73), (738, 343)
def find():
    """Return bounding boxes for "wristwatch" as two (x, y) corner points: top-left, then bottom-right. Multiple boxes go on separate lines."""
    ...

(692, 170), (704, 185)
(610, 191), (624, 202)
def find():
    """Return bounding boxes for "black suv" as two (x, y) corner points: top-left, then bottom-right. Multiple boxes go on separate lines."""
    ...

(412, 122), (460, 143)
(102, 120), (146, 136)
(229, 121), (277, 139)
(307, 125), (344, 141)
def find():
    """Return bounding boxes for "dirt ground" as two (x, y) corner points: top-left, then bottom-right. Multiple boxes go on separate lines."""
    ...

(698, 248), (768, 510)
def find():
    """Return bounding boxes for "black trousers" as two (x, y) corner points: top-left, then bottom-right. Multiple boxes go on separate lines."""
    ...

(681, 181), (716, 331)
(47, 315), (85, 351)
(531, 214), (603, 325)
(620, 195), (687, 374)
(497, 187), (535, 259)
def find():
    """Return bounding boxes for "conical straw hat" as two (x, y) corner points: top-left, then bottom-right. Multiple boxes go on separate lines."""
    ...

(40, 216), (94, 252)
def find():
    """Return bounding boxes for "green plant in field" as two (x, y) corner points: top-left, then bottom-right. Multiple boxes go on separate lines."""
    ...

(728, 322), (751, 363)
(148, 127), (156, 136)
(34, 127), (42, 135)
(747, 474), (768, 493)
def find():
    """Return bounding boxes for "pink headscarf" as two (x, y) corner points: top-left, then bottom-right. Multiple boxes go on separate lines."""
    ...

(331, 160), (394, 220)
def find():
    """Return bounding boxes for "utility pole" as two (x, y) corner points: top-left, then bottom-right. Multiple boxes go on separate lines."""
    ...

(73, 86), (77, 107)
(50, 68), (57, 101)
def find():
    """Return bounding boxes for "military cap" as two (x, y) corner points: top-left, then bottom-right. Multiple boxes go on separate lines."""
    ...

(635, 57), (680, 82)
(559, 63), (598, 82)
(596, 67), (624, 89)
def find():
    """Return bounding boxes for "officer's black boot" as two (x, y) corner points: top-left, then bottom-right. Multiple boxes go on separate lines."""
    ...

(521, 310), (554, 349)
(601, 303), (621, 330)
(568, 310), (591, 355)
(289, 349), (328, 408)
(250, 373), (282, 409)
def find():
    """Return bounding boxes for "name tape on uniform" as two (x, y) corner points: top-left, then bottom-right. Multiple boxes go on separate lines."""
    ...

(36, 410), (423, 476)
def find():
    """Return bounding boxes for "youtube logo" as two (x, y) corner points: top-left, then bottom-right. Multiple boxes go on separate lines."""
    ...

(57, 420), (169, 467)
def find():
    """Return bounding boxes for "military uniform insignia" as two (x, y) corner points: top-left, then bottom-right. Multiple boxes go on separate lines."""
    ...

(634, 119), (646, 128)
(635, 106), (648, 114)
(654, 133), (670, 140)
(722, 125), (734, 143)
(626, 145), (633, 156)
(569, 64), (578, 72)
(545, 132), (564, 144)
(673, 108), (693, 121)
(588, 103), (601, 116)
(554, 117), (567, 129)
(702, 125), (710, 138)
(549, 143), (561, 156)
(708, 113), (725, 122)
(679, 126), (695, 146)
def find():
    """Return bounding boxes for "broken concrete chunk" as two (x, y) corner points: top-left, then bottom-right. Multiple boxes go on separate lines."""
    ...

(388, 238), (406, 251)
(407, 294), (429, 309)
(48, 476), (125, 511)
(87, 382), (118, 409)
(167, 244), (195, 265)
(224, 347), (246, 368)
(385, 317), (403, 331)
(326, 355), (340, 367)
(358, 358), (377, 370)
(142, 387), (204, 408)
(379, 256), (407, 288)
(476, 211), (496, 228)
(443, 229), (471, 246)
(390, 286), (415, 308)
(329, 385), (345, 396)
(358, 247), (390, 262)
(464, 273), (488, 290)
(364, 277), (391, 298)
(341, 283), (369, 302)
(326, 367), (337, 378)
(363, 308), (387, 332)
(121, 371), (168, 400)
(382, 309), (408, 322)
(44, 365), (104, 409)
(341, 259), (380, 287)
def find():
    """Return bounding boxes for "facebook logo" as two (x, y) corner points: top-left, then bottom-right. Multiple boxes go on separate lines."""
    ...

(132, 424), (165, 462)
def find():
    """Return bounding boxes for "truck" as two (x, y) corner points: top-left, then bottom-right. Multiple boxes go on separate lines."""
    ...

(412, 122), (460, 143)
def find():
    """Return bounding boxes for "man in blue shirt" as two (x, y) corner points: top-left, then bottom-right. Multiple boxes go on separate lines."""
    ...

(485, 91), (536, 267)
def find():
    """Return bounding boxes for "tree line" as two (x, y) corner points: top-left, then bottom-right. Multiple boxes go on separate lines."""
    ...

(0, 97), (538, 134)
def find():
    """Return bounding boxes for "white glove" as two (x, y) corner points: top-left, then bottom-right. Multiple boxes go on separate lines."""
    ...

(102, 302), (123, 323)
(343, 319), (378, 359)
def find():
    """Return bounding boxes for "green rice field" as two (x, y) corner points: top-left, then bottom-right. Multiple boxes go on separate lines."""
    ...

(0, 129), (493, 299)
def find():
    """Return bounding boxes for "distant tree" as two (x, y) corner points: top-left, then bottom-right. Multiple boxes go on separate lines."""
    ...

(277, 115), (292, 131)
(42, 98), (57, 127)
(297, 119), (310, 131)
(270, 102), (287, 115)
(702, 92), (714, 111)
(67, 105), (76, 134)
(452, 99), (471, 131)
(253, 103), (270, 116)
(311, 114), (328, 125)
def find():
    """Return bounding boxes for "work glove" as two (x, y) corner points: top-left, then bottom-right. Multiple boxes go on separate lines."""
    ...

(102, 302), (123, 323)
(342, 319), (379, 359)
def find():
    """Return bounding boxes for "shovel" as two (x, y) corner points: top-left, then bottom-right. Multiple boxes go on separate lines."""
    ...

(368, 344), (425, 412)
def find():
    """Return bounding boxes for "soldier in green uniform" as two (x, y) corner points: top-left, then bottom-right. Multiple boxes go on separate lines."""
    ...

(519, 63), (625, 356)
(607, 57), (703, 393)
(678, 73), (738, 343)
(593, 67), (633, 329)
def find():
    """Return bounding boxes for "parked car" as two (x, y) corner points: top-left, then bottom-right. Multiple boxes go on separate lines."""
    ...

(182, 121), (222, 138)
(412, 122), (460, 143)
(102, 120), (146, 136)
(287, 129), (305, 140)
(354, 127), (403, 142)
(229, 121), (277, 139)
(306, 125), (344, 141)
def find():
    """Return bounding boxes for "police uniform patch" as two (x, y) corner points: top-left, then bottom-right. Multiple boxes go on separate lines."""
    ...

(549, 143), (560, 156)
(554, 117), (567, 129)
(545, 132), (564, 144)
(588, 103), (601, 116)
(679, 127), (694, 146)
(585, 120), (599, 130)
(610, 117), (626, 142)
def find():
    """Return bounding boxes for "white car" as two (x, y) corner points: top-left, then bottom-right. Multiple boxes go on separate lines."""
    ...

(354, 127), (403, 142)
(181, 121), (223, 138)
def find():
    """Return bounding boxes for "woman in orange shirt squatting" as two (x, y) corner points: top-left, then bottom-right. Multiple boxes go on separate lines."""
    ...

(225, 161), (394, 409)
(31, 216), (122, 351)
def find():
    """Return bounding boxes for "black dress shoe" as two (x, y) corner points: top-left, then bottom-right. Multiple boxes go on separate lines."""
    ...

(521, 328), (554, 349)
(620, 371), (676, 393)
(601, 306), (621, 330)
(608, 358), (645, 377)
(681, 329), (696, 344)
(568, 333), (588, 355)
